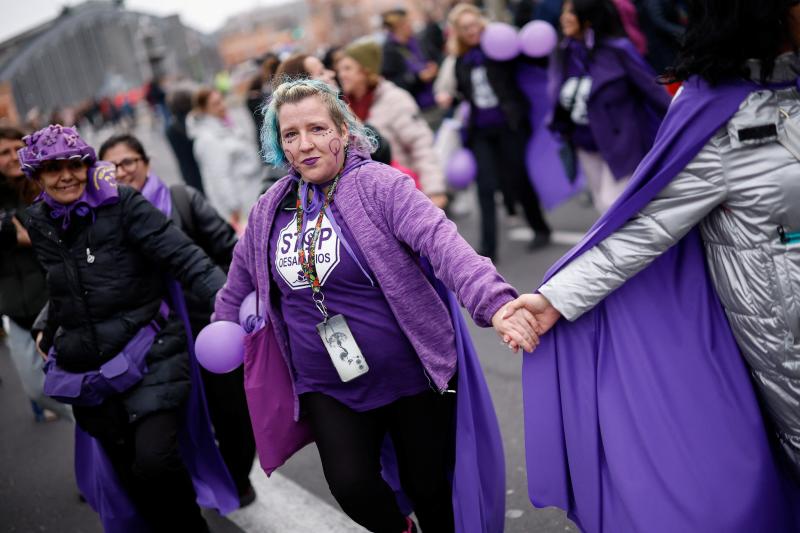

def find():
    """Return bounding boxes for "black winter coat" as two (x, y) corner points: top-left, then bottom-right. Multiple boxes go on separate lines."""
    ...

(25, 186), (226, 421)
(167, 183), (237, 333)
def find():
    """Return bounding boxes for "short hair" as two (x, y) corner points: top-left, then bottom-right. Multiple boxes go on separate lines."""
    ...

(98, 133), (150, 163)
(261, 78), (378, 167)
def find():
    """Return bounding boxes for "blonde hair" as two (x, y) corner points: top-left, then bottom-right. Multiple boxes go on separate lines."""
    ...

(446, 3), (487, 57)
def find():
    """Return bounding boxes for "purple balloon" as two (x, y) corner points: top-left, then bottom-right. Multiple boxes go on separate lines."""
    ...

(446, 148), (478, 189)
(238, 291), (260, 326)
(195, 321), (245, 374)
(519, 20), (558, 58)
(481, 22), (520, 61)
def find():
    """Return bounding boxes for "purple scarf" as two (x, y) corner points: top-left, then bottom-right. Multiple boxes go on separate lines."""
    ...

(40, 162), (119, 229)
(75, 172), (239, 531)
(523, 77), (800, 532)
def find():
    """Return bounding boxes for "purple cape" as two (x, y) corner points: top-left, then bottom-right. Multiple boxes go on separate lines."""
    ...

(522, 77), (800, 532)
(75, 173), (239, 531)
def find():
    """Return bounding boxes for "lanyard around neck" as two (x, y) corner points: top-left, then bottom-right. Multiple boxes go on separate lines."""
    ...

(296, 174), (342, 319)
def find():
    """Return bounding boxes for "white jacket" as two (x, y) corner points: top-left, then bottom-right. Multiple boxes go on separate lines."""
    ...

(187, 113), (264, 221)
(366, 80), (446, 195)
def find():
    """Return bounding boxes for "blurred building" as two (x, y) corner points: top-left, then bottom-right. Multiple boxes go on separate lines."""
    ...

(217, 1), (308, 67)
(0, 0), (221, 123)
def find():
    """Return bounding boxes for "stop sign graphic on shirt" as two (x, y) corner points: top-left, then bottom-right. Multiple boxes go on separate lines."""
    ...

(274, 212), (341, 290)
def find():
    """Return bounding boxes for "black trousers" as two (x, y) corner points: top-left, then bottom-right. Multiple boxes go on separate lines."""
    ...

(468, 125), (551, 256)
(77, 405), (209, 533)
(303, 391), (456, 533)
(200, 365), (256, 496)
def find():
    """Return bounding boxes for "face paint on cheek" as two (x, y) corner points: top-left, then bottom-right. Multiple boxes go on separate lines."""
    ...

(329, 138), (343, 166)
(286, 151), (297, 170)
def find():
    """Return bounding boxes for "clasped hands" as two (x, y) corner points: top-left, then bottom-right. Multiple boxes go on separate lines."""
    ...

(490, 294), (562, 354)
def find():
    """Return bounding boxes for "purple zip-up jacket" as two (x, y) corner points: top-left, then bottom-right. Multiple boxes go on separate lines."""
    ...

(215, 154), (517, 404)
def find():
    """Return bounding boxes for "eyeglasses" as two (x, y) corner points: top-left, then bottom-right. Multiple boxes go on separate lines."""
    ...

(111, 157), (142, 172)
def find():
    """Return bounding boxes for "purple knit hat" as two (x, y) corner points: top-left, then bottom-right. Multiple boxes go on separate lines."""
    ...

(17, 124), (96, 179)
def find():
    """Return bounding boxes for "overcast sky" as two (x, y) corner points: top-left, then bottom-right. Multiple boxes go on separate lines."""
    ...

(2, 0), (286, 42)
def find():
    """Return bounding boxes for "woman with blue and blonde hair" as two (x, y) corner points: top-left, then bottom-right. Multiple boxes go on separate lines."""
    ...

(215, 78), (538, 532)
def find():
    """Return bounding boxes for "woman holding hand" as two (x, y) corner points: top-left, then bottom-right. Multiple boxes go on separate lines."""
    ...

(215, 78), (536, 533)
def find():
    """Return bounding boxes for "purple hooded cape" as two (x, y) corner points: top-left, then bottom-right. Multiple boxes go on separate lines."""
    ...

(74, 173), (239, 532)
(522, 77), (800, 532)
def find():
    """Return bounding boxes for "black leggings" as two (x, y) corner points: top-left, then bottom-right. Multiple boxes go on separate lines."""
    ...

(302, 391), (456, 533)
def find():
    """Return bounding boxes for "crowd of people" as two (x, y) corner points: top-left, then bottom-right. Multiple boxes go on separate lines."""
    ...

(2, 0), (800, 532)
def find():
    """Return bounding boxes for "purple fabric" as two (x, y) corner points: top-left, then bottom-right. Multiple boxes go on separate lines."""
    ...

(75, 173), (239, 529)
(18, 124), (96, 178)
(39, 162), (119, 229)
(43, 304), (165, 405)
(140, 172), (172, 216)
(268, 202), (429, 411)
(523, 77), (800, 532)
(516, 63), (586, 210)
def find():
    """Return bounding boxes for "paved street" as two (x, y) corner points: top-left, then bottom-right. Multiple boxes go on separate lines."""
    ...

(1, 110), (596, 532)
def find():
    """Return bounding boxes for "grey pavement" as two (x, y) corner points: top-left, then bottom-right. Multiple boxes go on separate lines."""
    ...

(1, 110), (597, 532)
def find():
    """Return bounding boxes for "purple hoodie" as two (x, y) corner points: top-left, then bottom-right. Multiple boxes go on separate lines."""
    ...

(216, 152), (517, 397)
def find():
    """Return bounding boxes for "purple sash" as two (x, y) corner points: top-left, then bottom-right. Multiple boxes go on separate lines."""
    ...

(43, 302), (168, 405)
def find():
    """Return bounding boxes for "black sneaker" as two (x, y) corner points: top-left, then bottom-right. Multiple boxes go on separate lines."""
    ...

(528, 232), (552, 251)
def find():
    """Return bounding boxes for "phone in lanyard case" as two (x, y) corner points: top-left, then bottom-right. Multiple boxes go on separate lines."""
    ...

(316, 314), (369, 382)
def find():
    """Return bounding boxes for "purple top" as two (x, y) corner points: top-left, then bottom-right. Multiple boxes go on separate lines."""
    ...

(269, 199), (429, 410)
(560, 41), (598, 151)
(463, 47), (507, 129)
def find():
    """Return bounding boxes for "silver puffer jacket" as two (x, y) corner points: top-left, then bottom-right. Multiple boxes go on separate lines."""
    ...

(540, 54), (800, 474)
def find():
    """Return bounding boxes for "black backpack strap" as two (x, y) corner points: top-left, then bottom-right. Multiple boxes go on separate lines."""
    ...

(170, 184), (196, 239)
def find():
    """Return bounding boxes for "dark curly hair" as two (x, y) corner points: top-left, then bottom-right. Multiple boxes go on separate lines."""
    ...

(570, 0), (626, 41)
(665, 0), (798, 84)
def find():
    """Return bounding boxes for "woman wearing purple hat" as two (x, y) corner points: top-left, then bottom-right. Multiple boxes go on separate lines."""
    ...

(18, 124), (238, 532)
(215, 78), (537, 533)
